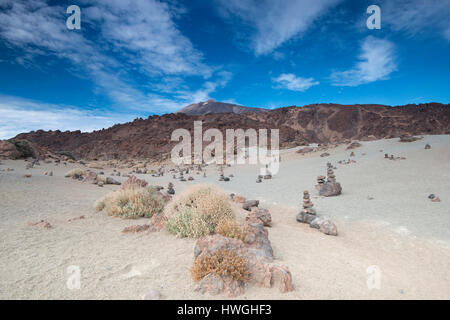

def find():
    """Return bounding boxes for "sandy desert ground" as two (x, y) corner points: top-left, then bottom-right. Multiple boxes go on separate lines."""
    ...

(0, 135), (449, 299)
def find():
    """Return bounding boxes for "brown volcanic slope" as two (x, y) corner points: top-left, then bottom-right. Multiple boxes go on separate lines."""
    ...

(177, 99), (268, 115)
(13, 103), (450, 160)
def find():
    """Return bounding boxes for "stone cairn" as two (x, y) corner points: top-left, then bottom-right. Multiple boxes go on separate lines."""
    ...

(167, 182), (175, 195)
(296, 191), (316, 224)
(315, 164), (342, 197)
(296, 190), (338, 236)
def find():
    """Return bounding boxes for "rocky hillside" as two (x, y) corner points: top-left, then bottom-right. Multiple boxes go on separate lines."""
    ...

(5, 103), (450, 161)
(177, 99), (268, 115)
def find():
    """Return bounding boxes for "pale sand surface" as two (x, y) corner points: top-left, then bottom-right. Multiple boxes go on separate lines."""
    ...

(0, 135), (449, 299)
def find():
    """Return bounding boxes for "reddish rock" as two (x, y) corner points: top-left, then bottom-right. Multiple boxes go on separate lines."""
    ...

(194, 273), (245, 297)
(0, 140), (22, 159)
(193, 234), (293, 297)
(27, 220), (52, 229)
(121, 224), (150, 234)
(233, 195), (246, 203)
(241, 220), (273, 260)
(148, 213), (167, 232)
(68, 215), (85, 222)
(271, 265), (294, 293)
(247, 208), (272, 227)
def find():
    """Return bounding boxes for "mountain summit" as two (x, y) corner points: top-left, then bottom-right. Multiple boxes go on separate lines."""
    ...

(177, 99), (268, 115)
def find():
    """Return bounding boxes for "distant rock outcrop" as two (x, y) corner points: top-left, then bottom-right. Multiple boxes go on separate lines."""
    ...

(178, 99), (268, 115)
(11, 103), (450, 161)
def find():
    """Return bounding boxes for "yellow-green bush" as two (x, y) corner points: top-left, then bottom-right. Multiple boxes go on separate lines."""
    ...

(95, 186), (167, 219)
(165, 184), (235, 238)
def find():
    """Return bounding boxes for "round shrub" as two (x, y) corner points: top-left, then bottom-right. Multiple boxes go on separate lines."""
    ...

(97, 186), (167, 219)
(165, 184), (235, 238)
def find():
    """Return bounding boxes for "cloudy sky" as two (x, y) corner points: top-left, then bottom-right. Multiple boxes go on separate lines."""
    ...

(0, 0), (449, 138)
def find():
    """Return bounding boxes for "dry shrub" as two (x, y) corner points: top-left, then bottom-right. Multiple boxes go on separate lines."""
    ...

(165, 184), (235, 238)
(94, 198), (106, 212)
(87, 162), (104, 169)
(96, 186), (167, 219)
(65, 168), (83, 178)
(191, 249), (249, 283)
(215, 219), (245, 241)
(122, 176), (148, 190)
(96, 175), (107, 184)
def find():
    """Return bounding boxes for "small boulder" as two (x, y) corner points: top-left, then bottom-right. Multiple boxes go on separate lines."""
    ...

(106, 177), (121, 185)
(27, 220), (52, 229)
(243, 200), (259, 211)
(68, 215), (85, 222)
(233, 195), (246, 203)
(318, 182), (342, 197)
(247, 208), (272, 227)
(121, 224), (150, 234)
(296, 212), (316, 224)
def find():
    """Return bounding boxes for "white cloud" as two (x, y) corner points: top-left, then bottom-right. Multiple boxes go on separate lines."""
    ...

(330, 36), (397, 87)
(0, 0), (227, 115)
(445, 28), (450, 41)
(381, 0), (450, 41)
(216, 0), (341, 55)
(272, 73), (319, 92)
(84, 0), (212, 77)
(0, 95), (135, 140)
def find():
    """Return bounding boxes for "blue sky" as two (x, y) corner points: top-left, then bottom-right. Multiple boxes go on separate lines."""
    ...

(0, 0), (449, 139)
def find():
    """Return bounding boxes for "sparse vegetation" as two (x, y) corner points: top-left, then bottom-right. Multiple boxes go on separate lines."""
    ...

(65, 168), (84, 179)
(8, 139), (35, 158)
(191, 249), (249, 283)
(96, 186), (167, 219)
(56, 151), (76, 160)
(94, 198), (106, 212)
(215, 219), (245, 241)
(87, 162), (104, 169)
(165, 184), (235, 238)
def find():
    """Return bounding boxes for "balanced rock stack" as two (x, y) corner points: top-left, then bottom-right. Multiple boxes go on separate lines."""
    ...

(327, 168), (336, 183)
(296, 191), (316, 224)
(167, 182), (175, 195)
(315, 166), (342, 197)
(316, 175), (326, 190)
(296, 191), (338, 236)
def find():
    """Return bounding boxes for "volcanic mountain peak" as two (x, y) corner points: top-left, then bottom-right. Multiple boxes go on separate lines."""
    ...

(177, 99), (268, 115)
